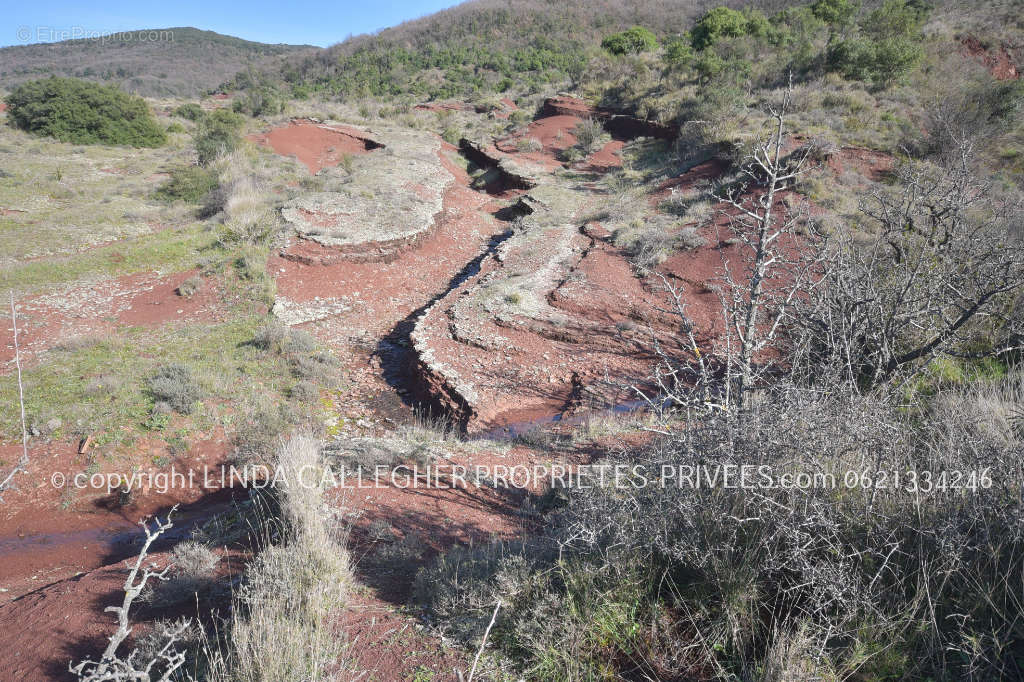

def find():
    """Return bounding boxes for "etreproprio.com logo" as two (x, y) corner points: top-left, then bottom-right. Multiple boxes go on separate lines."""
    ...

(16, 27), (174, 43)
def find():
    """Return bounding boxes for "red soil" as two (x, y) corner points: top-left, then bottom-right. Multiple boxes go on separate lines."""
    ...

(960, 35), (1019, 80)
(0, 433), (233, 597)
(248, 121), (379, 174)
(268, 142), (508, 428)
(1, 270), (225, 368)
(827, 145), (896, 181)
(495, 113), (582, 170)
(584, 139), (625, 171)
(0, 544), (247, 682)
(542, 95), (592, 118)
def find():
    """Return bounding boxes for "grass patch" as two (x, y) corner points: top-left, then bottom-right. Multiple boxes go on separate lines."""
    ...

(0, 223), (212, 297)
(0, 314), (308, 446)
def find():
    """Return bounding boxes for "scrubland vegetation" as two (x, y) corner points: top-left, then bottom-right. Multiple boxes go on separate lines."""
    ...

(1, 0), (1023, 680)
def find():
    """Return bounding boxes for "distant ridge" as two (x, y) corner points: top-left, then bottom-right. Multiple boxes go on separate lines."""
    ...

(0, 27), (316, 97)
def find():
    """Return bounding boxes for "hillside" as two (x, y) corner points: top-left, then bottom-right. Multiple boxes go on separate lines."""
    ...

(227, 0), (716, 99)
(0, 0), (1023, 680)
(0, 27), (315, 97)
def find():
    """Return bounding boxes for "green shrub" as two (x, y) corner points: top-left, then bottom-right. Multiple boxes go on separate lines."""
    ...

(601, 26), (659, 55)
(154, 166), (220, 203)
(147, 364), (203, 414)
(235, 86), (284, 117)
(826, 0), (927, 87)
(166, 122), (186, 134)
(691, 7), (750, 50)
(811, 0), (856, 25)
(5, 77), (166, 147)
(194, 109), (244, 165)
(663, 37), (694, 68)
(419, 390), (1024, 679)
(174, 103), (204, 121)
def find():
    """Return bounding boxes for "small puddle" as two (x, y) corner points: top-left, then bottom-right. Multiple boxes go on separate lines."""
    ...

(0, 498), (244, 596)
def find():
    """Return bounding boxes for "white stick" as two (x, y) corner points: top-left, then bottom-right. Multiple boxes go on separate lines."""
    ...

(0, 292), (28, 496)
(467, 599), (502, 682)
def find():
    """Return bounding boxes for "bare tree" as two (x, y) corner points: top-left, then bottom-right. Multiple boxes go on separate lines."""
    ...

(794, 134), (1024, 393)
(710, 86), (825, 411)
(0, 293), (29, 501)
(633, 86), (825, 416)
(70, 506), (195, 682)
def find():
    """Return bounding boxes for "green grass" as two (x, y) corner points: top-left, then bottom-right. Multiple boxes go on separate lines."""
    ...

(0, 121), (195, 264)
(0, 313), (299, 447)
(0, 223), (213, 296)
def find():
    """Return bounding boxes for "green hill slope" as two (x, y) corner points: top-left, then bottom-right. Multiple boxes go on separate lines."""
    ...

(0, 27), (315, 97)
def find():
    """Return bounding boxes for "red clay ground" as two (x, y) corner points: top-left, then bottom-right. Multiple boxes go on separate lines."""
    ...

(0, 431), (233, 598)
(1, 270), (225, 368)
(248, 120), (379, 174)
(267, 142), (508, 422)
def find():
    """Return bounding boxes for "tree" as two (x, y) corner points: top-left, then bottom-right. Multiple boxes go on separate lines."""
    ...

(794, 135), (1024, 392)
(811, 0), (856, 26)
(709, 88), (825, 411)
(633, 86), (826, 414)
(826, 0), (927, 88)
(663, 37), (694, 71)
(691, 7), (750, 50)
(0, 295), (28, 503)
(601, 26), (659, 56)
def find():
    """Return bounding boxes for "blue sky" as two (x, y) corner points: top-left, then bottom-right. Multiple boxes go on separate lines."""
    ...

(3, 0), (463, 48)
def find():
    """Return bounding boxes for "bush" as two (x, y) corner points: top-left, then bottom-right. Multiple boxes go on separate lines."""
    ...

(515, 137), (543, 153)
(811, 0), (856, 25)
(194, 109), (244, 166)
(662, 37), (693, 69)
(205, 436), (350, 682)
(174, 103), (204, 121)
(572, 118), (603, 154)
(171, 541), (219, 577)
(176, 275), (203, 298)
(691, 7), (750, 50)
(826, 0), (927, 87)
(601, 26), (659, 56)
(5, 77), (166, 147)
(155, 166), (220, 203)
(147, 364), (203, 414)
(234, 86), (284, 117)
(289, 380), (319, 403)
(418, 388), (1024, 679)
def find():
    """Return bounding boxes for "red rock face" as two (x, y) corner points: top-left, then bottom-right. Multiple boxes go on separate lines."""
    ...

(960, 35), (1020, 80)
